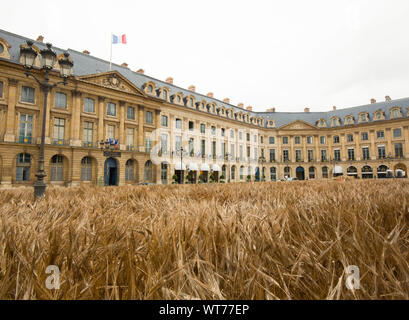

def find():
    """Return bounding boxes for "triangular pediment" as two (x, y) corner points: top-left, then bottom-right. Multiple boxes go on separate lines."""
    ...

(280, 120), (317, 130)
(78, 70), (146, 96)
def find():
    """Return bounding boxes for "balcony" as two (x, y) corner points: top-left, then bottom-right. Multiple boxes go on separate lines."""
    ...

(127, 145), (137, 151)
(52, 139), (69, 146)
(83, 141), (100, 148)
(18, 135), (34, 144)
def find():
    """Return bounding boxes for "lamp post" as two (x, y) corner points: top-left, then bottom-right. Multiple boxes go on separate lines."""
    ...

(20, 40), (74, 199)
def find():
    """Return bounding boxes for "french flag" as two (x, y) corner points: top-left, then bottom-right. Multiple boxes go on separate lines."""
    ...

(112, 34), (127, 44)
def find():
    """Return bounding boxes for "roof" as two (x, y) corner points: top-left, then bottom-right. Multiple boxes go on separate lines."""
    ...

(1, 28), (409, 128)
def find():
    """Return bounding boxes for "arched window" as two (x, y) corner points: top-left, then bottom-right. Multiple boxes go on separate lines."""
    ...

(16, 153), (31, 181)
(362, 165), (373, 179)
(125, 159), (134, 181)
(81, 157), (93, 181)
(309, 167), (315, 179)
(377, 165), (388, 179)
(189, 97), (194, 107)
(144, 160), (153, 181)
(247, 167), (252, 180)
(347, 166), (358, 178)
(284, 166), (291, 178)
(222, 165), (226, 179)
(392, 108), (400, 118)
(270, 167), (277, 181)
(231, 165), (236, 180)
(162, 90), (168, 100)
(51, 155), (64, 181)
(147, 84), (153, 92)
(161, 162), (168, 184)
(322, 166), (328, 178)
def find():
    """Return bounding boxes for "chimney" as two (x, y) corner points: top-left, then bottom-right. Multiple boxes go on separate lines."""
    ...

(370, 98), (376, 104)
(223, 98), (230, 104)
(188, 85), (196, 92)
(333, 106), (337, 111)
(121, 62), (128, 68)
(304, 107), (310, 112)
(385, 95), (391, 101)
(36, 35), (44, 43)
(136, 69), (144, 74)
(82, 50), (90, 55)
(237, 103), (244, 109)
(207, 92), (214, 98)
(246, 106), (253, 111)
(166, 77), (173, 84)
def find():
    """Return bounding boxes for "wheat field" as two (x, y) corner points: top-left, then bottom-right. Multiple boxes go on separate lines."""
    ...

(0, 180), (408, 300)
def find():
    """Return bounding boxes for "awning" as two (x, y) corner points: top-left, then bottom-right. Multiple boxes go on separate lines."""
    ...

(212, 164), (221, 172)
(188, 163), (199, 171)
(200, 164), (210, 172)
(333, 166), (343, 174)
(175, 163), (186, 171)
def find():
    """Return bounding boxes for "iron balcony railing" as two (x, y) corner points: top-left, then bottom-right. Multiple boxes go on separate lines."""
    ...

(18, 135), (34, 144)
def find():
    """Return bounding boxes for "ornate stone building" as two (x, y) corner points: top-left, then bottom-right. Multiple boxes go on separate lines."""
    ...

(0, 28), (408, 187)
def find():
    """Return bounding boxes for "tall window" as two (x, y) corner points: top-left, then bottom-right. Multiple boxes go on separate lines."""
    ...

(200, 124), (205, 134)
(378, 146), (386, 159)
(239, 131), (243, 140)
(145, 111), (153, 124)
(127, 106), (135, 120)
(239, 145), (244, 159)
(21, 86), (35, 103)
(175, 118), (182, 129)
(53, 118), (65, 144)
(221, 142), (226, 157)
(161, 163), (168, 184)
(175, 136), (182, 152)
(283, 150), (289, 161)
(189, 138), (194, 156)
(84, 98), (95, 113)
(144, 161), (153, 181)
(106, 125), (115, 140)
(160, 134), (168, 153)
(145, 135), (152, 152)
(361, 132), (368, 141)
(395, 143), (403, 157)
(269, 136), (275, 144)
(189, 121), (194, 131)
(247, 146), (251, 158)
(81, 157), (92, 181)
(212, 141), (216, 158)
(333, 136), (340, 144)
(347, 134), (354, 142)
(126, 128), (134, 147)
(51, 155), (64, 181)
(307, 136), (313, 144)
(308, 150), (314, 161)
(240, 166), (244, 180)
(377, 130), (384, 139)
(162, 90), (168, 100)
(295, 150), (302, 161)
(230, 129), (234, 139)
(211, 126), (216, 135)
(54, 92), (67, 108)
(322, 167), (328, 178)
(348, 148), (355, 161)
(309, 167), (315, 179)
(362, 147), (370, 160)
(231, 166), (236, 180)
(16, 153), (31, 181)
(282, 136), (289, 144)
(270, 167), (277, 181)
(246, 133), (250, 142)
(125, 159), (134, 181)
(269, 149), (276, 162)
(294, 136), (301, 144)
(106, 102), (116, 116)
(231, 144), (235, 158)
(334, 150), (341, 161)
(0, 81), (3, 98)
(393, 128), (402, 138)
(321, 149), (327, 161)
(221, 128), (225, 137)
(320, 136), (326, 144)
(19, 114), (33, 143)
(83, 121), (93, 145)
(201, 139), (205, 157)
(161, 115), (168, 127)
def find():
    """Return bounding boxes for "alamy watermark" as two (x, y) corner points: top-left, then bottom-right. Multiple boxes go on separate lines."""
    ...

(45, 265), (60, 290)
(345, 265), (360, 290)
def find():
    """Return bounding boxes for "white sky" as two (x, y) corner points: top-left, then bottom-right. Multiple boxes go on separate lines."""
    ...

(2, 0), (409, 112)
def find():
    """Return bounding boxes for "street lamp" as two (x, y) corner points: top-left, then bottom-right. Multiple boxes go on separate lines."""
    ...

(20, 40), (74, 199)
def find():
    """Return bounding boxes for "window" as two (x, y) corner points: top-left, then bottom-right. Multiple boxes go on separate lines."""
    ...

(362, 147), (370, 160)
(106, 102), (116, 116)
(393, 128), (402, 138)
(125, 159), (134, 181)
(145, 135), (152, 152)
(239, 131), (243, 140)
(246, 133), (250, 142)
(247, 146), (251, 157)
(334, 150), (341, 161)
(54, 92), (67, 108)
(231, 166), (236, 180)
(375, 112), (382, 120)
(53, 118), (65, 144)
(19, 114), (33, 143)
(361, 132), (368, 141)
(0, 81), (3, 98)
(321, 150), (327, 161)
(16, 153), (31, 181)
(322, 167), (328, 179)
(307, 136), (313, 144)
(189, 121), (194, 131)
(348, 148), (355, 161)
(239, 145), (244, 159)
(332, 118), (340, 127)
(360, 114), (367, 122)
(189, 138), (194, 156)
(107, 125), (115, 140)
(175, 118), (182, 129)
(162, 90), (168, 100)
(147, 84), (153, 93)
(309, 167), (315, 179)
(127, 106), (135, 120)
(270, 167), (277, 181)
(161, 163), (168, 184)
(21, 86), (35, 103)
(377, 130), (384, 139)
(200, 124), (205, 134)
(320, 136), (326, 144)
(254, 147), (258, 159)
(221, 142), (226, 157)
(84, 98), (95, 113)
(269, 136), (275, 144)
(230, 129), (234, 139)
(175, 136), (181, 152)
(211, 126), (216, 135)
(333, 136), (340, 144)
(126, 128), (134, 147)
(201, 139), (206, 157)
(295, 150), (302, 162)
(378, 146), (386, 159)
(51, 155), (64, 181)
(221, 128), (225, 137)
(269, 149), (275, 162)
(83, 121), (93, 145)
(81, 157), (92, 181)
(261, 136), (264, 144)
(347, 134), (354, 142)
(395, 143), (403, 157)
(160, 134), (168, 153)
(240, 166), (244, 180)
(294, 136), (300, 144)
(283, 150), (289, 161)
(161, 115), (168, 127)
(392, 109), (400, 118)
(254, 135), (257, 143)
(189, 98), (194, 107)
(231, 144), (235, 158)
(145, 111), (153, 124)
(144, 161), (153, 181)
(282, 136), (288, 144)
(308, 150), (314, 161)
(212, 141), (216, 158)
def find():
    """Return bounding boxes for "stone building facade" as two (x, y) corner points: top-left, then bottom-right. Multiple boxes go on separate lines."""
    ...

(0, 29), (408, 187)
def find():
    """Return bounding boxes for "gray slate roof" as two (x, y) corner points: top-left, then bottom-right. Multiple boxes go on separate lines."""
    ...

(1, 28), (409, 129)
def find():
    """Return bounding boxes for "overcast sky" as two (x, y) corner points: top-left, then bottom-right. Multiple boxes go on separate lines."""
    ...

(2, 0), (409, 112)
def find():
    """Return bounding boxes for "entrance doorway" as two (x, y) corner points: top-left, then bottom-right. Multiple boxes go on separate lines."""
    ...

(104, 158), (118, 186)
(296, 166), (305, 180)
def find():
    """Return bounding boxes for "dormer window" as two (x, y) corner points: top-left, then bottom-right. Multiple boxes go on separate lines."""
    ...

(162, 90), (168, 100)
(331, 117), (340, 127)
(345, 116), (354, 125)
(147, 84), (153, 92)
(391, 108), (401, 118)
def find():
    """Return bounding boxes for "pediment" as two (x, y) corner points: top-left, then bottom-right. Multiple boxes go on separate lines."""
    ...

(78, 71), (146, 96)
(280, 120), (317, 130)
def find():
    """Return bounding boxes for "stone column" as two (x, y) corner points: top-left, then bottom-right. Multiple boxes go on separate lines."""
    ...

(119, 101), (125, 150)
(403, 126), (409, 158)
(385, 127), (392, 157)
(4, 79), (18, 142)
(137, 106), (145, 152)
(340, 133), (346, 161)
(354, 131), (360, 160)
(97, 97), (105, 143)
(70, 90), (82, 146)
(369, 130), (376, 160)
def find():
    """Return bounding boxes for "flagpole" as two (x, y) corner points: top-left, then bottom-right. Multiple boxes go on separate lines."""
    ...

(109, 32), (113, 71)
